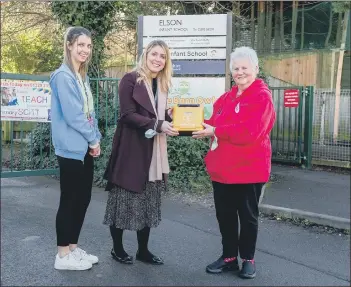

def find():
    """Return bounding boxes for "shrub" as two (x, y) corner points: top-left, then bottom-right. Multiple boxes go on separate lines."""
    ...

(3, 123), (58, 171)
(93, 125), (115, 187)
(25, 123), (58, 170)
(167, 136), (211, 193)
(92, 126), (212, 193)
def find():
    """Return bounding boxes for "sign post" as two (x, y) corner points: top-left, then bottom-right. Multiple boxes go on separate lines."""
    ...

(137, 13), (232, 119)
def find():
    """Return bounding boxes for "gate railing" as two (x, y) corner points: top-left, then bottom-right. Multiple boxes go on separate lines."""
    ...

(1, 73), (120, 178)
(270, 86), (313, 168)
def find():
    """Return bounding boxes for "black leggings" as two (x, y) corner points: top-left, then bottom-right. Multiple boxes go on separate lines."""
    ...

(56, 153), (93, 246)
(212, 182), (263, 260)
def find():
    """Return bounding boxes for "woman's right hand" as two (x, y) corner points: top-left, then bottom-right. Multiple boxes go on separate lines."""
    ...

(161, 121), (179, 136)
(89, 144), (101, 157)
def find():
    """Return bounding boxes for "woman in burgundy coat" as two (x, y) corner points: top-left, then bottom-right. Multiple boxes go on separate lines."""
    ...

(103, 40), (178, 265)
(193, 46), (276, 279)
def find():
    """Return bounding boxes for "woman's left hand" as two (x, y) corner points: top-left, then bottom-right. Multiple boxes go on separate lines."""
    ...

(192, 123), (215, 139)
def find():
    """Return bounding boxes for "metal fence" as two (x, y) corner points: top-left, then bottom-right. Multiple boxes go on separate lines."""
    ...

(312, 89), (351, 167)
(0, 73), (119, 178)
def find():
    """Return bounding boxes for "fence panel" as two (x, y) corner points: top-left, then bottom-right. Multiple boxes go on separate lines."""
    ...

(269, 86), (314, 168)
(312, 89), (351, 167)
(1, 73), (120, 178)
(270, 86), (304, 165)
(0, 73), (57, 177)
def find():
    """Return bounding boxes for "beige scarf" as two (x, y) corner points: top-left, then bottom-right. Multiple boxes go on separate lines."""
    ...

(144, 79), (170, 182)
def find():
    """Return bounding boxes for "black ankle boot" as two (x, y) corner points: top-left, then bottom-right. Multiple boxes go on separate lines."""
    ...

(206, 256), (239, 273)
(239, 259), (256, 279)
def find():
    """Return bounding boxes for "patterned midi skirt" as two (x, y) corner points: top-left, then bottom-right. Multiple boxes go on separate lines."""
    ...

(103, 181), (164, 231)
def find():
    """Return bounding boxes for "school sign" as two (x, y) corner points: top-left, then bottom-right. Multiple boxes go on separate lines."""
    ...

(138, 13), (232, 118)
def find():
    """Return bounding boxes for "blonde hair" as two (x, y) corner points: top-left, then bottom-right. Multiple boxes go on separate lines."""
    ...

(63, 26), (92, 80)
(134, 40), (173, 93)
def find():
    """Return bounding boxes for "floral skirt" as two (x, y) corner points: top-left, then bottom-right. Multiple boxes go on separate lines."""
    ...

(103, 181), (164, 231)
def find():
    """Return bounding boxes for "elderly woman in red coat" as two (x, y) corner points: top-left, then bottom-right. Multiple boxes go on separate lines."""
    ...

(193, 46), (276, 279)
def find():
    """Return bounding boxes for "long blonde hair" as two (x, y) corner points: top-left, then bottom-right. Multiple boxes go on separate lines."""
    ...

(134, 40), (173, 93)
(63, 26), (92, 80)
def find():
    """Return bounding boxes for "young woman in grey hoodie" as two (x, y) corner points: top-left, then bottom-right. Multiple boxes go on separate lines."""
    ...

(49, 26), (101, 271)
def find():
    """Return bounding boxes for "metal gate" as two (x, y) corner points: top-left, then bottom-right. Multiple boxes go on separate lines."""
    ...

(270, 86), (314, 168)
(1, 73), (119, 178)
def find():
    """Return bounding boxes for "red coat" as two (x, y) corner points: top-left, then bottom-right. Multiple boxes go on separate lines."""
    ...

(204, 79), (276, 184)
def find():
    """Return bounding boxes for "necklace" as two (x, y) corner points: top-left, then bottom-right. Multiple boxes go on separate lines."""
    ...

(76, 74), (91, 119)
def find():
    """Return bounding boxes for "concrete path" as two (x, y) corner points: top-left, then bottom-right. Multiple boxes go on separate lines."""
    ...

(260, 164), (350, 229)
(1, 176), (350, 286)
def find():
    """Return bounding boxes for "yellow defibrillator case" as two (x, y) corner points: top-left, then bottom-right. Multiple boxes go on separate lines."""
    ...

(173, 104), (204, 136)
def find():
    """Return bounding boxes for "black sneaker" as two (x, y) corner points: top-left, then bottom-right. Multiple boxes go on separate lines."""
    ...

(239, 259), (256, 279)
(206, 256), (239, 273)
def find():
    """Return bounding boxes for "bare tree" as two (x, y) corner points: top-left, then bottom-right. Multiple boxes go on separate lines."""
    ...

(1, 1), (57, 46)
(291, 0), (298, 50)
(265, 2), (273, 52)
(335, 12), (343, 46)
(257, 0), (265, 53)
(300, 3), (305, 50)
(280, 1), (284, 49)
(274, 2), (281, 51)
(232, 1), (241, 45)
(324, 4), (333, 47)
(250, 1), (255, 48)
(333, 10), (350, 142)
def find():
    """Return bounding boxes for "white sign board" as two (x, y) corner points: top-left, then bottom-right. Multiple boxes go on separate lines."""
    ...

(168, 77), (225, 119)
(143, 36), (227, 48)
(1, 79), (51, 122)
(170, 48), (226, 60)
(143, 14), (227, 36)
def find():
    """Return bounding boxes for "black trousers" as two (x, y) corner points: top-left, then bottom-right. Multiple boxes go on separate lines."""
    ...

(212, 181), (263, 260)
(56, 153), (93, 246)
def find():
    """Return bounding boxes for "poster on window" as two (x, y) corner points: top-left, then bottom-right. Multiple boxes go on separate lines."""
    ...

(1, 79), (51, 122)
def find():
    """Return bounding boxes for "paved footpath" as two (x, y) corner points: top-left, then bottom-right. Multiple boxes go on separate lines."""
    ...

(1, 176), (350, 286)
(259, 164), (350, 230)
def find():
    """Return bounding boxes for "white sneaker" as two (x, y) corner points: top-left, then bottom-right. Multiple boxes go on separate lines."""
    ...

(71, 247), (99, 264)
(54, 253), (92, 270)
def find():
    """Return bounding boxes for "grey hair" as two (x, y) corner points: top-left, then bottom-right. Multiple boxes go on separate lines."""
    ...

(229, 46), (259, 73)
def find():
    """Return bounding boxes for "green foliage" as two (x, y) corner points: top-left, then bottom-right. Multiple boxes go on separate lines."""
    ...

(258, 58), (269, 83)
(51, 1), (116, 77)
(1, 29), (62, 74)
(93, 125), (115, 187)
(3, 123), (57, 171)
(25, 123), (58, 170)
(332, 2), (351, 13)
(167, 136), (212, 193)
(92, 125), (212, 193)
(93, 80), (120, 136)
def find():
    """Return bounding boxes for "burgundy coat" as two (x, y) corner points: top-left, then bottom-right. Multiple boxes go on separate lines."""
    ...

(104, 71), (171, 193)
